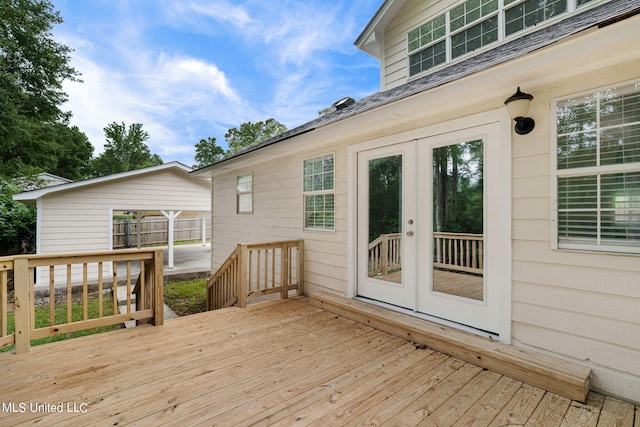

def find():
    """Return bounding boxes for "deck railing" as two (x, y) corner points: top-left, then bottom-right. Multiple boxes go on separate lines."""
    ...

(368, 233), (402, 276)
(433, 232), (483, 274)
(207, 240), (304, 310)
(0, 249), (164, 354)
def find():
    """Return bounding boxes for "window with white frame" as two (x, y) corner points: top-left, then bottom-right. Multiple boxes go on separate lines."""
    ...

(237, 173), (253, 214)
(408, 0), (599, 77)
(553, 81), (640, 254)
(303, 153), (335, 230)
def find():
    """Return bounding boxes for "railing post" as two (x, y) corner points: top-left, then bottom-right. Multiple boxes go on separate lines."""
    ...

(238, 244), (248, 308)
(381, 234), (389, 276)
(281, 243), (289, 300)
(153, 249), (164, 326)
(297, 241), (304, 296)
(13, 258), (31, 354)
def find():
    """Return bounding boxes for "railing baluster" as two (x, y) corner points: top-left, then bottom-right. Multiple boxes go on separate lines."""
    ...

(83, 263), (88, 320)
(126, 261), (132, 314)
(98, 262), (103, 318)
(113, 261), (118, 318)
(66, 264), (72, 323)
(49, 265), (55, 326)
(0, 270), (7, 337)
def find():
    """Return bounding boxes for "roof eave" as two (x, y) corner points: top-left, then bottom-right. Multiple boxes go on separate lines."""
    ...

(354, 0), (408, 59)
(13, 161), (194, 202)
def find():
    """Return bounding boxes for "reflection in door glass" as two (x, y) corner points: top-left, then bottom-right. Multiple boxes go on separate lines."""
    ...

(432, 140), (484, 300)
(368, 155), (402, 284)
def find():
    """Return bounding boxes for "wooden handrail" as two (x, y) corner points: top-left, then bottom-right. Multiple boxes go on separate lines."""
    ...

(368, 233), (402, 276)
(433, 232), (483, 274)
(206, 240), (304, 310)
(0, 248), (164, 354)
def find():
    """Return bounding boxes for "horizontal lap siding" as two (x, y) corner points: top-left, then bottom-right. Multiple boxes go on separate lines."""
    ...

(383, 0), (457, 90)
(212, 145), (349, 295)
(40, 170), (210, 254)
(511, 68), (640, 401)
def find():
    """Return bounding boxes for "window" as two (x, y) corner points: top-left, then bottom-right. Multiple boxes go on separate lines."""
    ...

(303, 154), (335, 230)
(237, 173), (253, 214)
(553, 81), (640, 254)
(407, 0), (599, 77)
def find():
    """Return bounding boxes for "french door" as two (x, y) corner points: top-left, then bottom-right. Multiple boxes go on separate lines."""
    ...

(357, 142), (417, 309)
(357, 124), (504, 334)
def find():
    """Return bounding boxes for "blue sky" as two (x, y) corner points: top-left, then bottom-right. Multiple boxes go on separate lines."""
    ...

(51, 0), (382, 167)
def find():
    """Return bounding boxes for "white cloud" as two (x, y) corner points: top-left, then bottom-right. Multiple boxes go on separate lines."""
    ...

(162, 0), (252, 33)
(54, 0), (381, 166)
(61, 36), (251, 162)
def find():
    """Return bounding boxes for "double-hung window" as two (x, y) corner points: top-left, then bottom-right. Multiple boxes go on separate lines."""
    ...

(303, 154), (335, 231)
(408, 0), (600, 78)
(237, 173), (253, 214)
(553, 81), (640, 254)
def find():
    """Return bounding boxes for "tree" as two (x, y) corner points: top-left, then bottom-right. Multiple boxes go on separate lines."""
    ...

(225, 118), (287, 155)
(0, 178), (37, 255)
(92, 122), (163, 176)
(193, 137), (225, 169)
(0, 0), (80, 178)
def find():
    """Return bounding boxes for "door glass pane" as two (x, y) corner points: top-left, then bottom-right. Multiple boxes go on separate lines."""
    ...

(368, 155), (403, 284)
(432, 140), (484, 300)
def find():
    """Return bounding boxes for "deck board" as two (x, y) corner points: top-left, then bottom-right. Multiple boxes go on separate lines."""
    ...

(0, 297), (636, 426)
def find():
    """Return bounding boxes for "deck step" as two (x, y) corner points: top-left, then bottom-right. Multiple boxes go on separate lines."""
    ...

(310, 292), (590, 403)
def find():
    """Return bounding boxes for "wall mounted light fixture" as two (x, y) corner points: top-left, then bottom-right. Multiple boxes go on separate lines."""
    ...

(504, 87), (535, 135)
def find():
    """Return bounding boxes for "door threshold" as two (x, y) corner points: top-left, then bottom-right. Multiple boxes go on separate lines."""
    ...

(354, 296), (499, 340)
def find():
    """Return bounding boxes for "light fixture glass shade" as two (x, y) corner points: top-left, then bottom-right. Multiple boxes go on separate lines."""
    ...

(505, 97), (530, 119)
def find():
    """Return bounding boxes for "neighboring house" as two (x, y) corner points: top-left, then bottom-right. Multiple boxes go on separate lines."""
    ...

(14, 162), (211, 286)
(192, 0), (640, 402)
(37, 172), (74, 188)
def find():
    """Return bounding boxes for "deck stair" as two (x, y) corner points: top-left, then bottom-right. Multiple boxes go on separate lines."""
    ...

(310, 292), (591, 403)
(206, 240), (304, 310)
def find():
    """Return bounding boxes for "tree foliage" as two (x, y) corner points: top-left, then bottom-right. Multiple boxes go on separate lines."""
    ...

(0, 0), (82, 178)
(0, 178), (37, 255)
(193, 137), (225, 169)
(92, 122), (163, 176)
(224, 118), (287, 155)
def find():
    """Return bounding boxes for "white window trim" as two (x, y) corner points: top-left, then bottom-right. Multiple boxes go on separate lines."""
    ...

(302, 152), (336, 232)
(236, 173), (253, 214)
(407, 0), (607, 80)
(550, 80), (640, 255)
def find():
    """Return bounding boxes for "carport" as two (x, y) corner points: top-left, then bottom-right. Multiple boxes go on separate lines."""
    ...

(13, 162), (211, 287)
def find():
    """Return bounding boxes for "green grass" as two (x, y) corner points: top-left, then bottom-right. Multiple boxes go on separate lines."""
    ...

(1, 293), (122, 352)
(1, 278), (208, 352)
(164, 278), (207, 316)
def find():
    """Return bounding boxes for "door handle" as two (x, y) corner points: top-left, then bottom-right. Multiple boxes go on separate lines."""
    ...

(406, 231), (414, 237)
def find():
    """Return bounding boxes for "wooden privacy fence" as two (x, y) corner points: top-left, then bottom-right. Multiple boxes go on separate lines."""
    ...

(0, 249), (164, 354)
(433, 232), (483, 274)
(368, 233), (402, 276)
(113, 216), (211, 248)
(207, 240), (304, 310)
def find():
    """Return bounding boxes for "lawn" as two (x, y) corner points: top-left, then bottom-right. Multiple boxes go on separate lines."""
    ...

(1, 277), (208, 352)
(1, 293), (121, 352)
(164, 277), (207, 316)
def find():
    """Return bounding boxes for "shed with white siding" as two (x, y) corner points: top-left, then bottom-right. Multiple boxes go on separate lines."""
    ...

(14, 162), (211, 286)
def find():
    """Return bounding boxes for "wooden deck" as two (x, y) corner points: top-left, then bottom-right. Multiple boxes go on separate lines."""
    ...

(0, 297), (637, 426)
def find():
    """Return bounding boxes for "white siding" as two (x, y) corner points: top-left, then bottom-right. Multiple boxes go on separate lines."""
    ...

(212, 142), (349, 296)
(508, 37), (640, 400)
(383, 0), (458, 90)
(37, 168), (210, 285)
(209, 13), (640, 402)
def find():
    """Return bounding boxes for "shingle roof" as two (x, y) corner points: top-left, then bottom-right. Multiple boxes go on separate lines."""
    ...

(192, 0), (640, 174)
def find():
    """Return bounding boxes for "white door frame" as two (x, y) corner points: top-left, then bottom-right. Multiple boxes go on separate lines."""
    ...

(347, 110), (512, 343)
